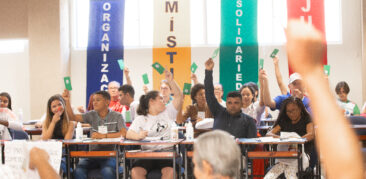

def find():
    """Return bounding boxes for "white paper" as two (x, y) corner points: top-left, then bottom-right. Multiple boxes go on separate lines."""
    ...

(5, 141), (62, 174)
(195, 118), (214, 129)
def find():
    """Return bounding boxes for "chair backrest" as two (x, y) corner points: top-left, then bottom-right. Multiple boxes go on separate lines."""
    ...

(8, 128), (29, 140)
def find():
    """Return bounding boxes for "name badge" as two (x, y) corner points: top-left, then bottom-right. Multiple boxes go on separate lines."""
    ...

(98, 126), (108, 134)
(197, 112), (205, 120)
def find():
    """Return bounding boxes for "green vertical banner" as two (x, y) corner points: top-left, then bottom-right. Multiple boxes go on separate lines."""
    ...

(220, 0), (258, 98)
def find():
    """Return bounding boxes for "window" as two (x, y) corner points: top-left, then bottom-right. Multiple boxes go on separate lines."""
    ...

(72, 0), (342, 49)
(0, 39), (27, 54)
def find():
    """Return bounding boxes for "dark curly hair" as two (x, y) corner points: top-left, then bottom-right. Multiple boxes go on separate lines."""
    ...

(191, 83), (205, 104)
(274, 96), (311, 127)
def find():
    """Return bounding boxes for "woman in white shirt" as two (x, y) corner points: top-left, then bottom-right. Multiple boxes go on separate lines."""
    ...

(0, 92), (23, 140)
(126, 70), (183, 179)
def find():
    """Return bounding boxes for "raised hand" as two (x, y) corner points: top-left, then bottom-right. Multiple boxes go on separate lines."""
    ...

(273, 55), (279, 66)
(286, 20), (325, 76)
(29, 147), (50, 169)
(124, 67), (130, 77)
(51, 111), (61, 124)
(205, 58), (214, 71)
(164, 69), (173, 82)
(62, 89), (70, 101)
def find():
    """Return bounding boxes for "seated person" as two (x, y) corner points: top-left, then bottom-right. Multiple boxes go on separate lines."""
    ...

(176, 83), (213, 137)
(41, 95), (75, 174)
(0, 92), (23, 139)
(265, 96), (315, 178)
(214, 83), (226, 107)
(126, 70), (183, 179)
(63, 90), (127, 179)
(204, 58), (257, 140)
(0, 147), (60, 179)
(193, 130), (241, 179)
(118, 84), (139, 122)
(335, 81), (360, 116)
(239, 83), (265, 126)
(108, 81), (124, 112)
(262, 72), (311, 113)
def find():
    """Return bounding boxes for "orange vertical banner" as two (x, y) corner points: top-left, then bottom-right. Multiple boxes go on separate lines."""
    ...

(153, 0), (192, 108)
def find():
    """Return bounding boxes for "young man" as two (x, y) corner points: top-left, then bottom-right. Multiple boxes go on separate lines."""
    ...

(204, 58), (257, 140)
(118, 84), (139, 121)
(63, 90), (127, 179)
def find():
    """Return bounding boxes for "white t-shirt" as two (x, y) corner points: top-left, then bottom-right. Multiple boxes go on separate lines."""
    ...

(0, 108), (23, 140)
(129, 103), (178, 151)
(129, 100), (139, 121)
(241, 101), (265, 126)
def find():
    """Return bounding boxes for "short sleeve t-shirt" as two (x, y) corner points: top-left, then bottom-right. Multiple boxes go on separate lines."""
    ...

(273, 92), (311, 113)
(337, 100), (360, 116)
(129, 100), (139, 121)
(82, 109), (126, 151)
(276, 116), (313, 153)
(129, 103), (178, 151)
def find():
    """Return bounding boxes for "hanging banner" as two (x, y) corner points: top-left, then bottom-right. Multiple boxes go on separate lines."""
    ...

(153, 0), (191, 106)
(287, 0), (327, 74)
(86, 0), (125, 106)
(220, 0), (258, 98)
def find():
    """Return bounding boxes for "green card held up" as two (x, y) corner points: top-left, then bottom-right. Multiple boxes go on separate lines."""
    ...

(259, 58), (264, 69)
(117, 59), (124, 70)
(125, 111), (131, 123)
(142, 73), (149, 84)
(211, 48), (220, 59)
(191, 62), (198, 73)
(324, 65), (330, 76)
(270, 49), (279, 58)
(64, 77), (72, 91)
(183, 83), (192, 95)
(152, 62), (165, 74)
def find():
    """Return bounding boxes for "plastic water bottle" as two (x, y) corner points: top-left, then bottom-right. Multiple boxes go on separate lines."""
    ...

(76, 122), (83, 140)
(170, 126), (179, 141)
(186, 121), (194, 141)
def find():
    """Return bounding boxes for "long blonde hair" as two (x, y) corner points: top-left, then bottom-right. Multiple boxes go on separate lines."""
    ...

(45, 95), (69, 137)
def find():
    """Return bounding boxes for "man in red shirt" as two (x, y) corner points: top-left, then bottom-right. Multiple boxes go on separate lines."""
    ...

(108, 81), (124, 112)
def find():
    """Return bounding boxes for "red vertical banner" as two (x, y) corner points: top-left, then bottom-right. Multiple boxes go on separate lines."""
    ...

(287, 0), (327, 75)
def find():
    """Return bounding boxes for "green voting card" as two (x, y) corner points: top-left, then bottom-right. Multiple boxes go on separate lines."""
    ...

(324, 65), (330, 76)
(211, 48), (220, 59)
(270, 49), (279, 58)
(64, 77), (72, 91)
(142, 73), (149, 84)
(117, 59), (124, 70)
(125, 111), (131, 123)
(152, 62), (165, 74)
(183, 83), (192, 95)
(259, 58), (264, 69)
(191, 62), (198, 73)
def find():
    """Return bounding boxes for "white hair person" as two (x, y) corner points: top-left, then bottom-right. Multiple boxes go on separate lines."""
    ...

(193, 130), (241, 179)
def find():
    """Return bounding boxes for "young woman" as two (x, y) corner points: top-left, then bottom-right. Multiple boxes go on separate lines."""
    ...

(0, 92), (23, 140)
(176, 83), (213, 137)
(335, 81), (360, 116)
(239, 83), (265, 126)
(42, 94), (75, 140)
(126, 70), (183, 179)
(0, 92), (12, 110)
(265, 96), (314, 178)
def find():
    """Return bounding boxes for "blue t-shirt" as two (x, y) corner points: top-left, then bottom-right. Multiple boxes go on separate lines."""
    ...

(272, 92), (311, 113)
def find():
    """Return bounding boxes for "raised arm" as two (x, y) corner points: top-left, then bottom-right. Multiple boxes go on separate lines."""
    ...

(272, 56), (288, 95)
(191, 73), (199, 85)
(204, 58), (224, 116)
(261, 69), (277, 109)
(29, 147), (60, 179)
(165, 69), (184, 111)
(124, 67), (132, 85)
(62, 89), (83, 122)
(286, 20), (364, 178)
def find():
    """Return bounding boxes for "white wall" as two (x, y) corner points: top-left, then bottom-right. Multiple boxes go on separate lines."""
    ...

(0, 43), (31, 120)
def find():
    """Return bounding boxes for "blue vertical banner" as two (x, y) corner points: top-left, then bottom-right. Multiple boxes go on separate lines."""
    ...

(86, 0), (125, 106)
